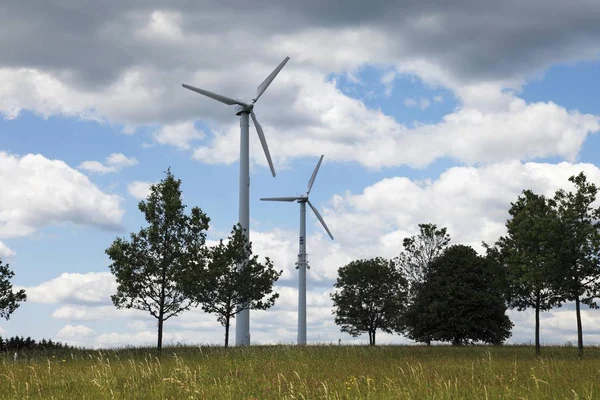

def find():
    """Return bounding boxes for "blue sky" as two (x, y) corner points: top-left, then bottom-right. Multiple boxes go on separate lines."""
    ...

(1, 1), (600, 347)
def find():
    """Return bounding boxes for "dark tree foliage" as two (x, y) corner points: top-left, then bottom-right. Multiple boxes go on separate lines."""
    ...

(393, 223), (450, 345)
(331, 257), (408, 346)
(404, 245), (513, 346)
(0, 336), (73, 351)
(0, 258), (26, 320)
(490, 190), (564, 356)
(553, 172), (600, 357)
(191, 224), (282, 348)
(106, 168), (210, 351)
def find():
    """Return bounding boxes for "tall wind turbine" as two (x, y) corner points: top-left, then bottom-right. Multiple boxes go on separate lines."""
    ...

(182, 57), (290, 346)
(260, 155), (334, 345)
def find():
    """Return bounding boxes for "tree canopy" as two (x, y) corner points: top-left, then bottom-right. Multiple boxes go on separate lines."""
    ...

(331, 257), (408, 345)
(192, 224), (282, 348)
(106, 168), (210, 351)
(404, 245), (513, 346)
(0, 258), (26, 320)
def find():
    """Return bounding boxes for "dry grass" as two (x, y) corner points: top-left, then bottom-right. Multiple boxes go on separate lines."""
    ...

(0, 344), (599, 399)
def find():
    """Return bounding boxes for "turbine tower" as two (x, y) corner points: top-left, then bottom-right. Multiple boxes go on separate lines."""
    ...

(260, 155), (334, 345)
(182, 56), (290, 346)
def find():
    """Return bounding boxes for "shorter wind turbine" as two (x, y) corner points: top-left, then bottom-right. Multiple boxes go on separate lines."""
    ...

(260, 155), (334, 345)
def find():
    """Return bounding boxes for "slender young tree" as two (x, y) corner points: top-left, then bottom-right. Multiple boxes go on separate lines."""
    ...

(553, 172), (600, 357)
(0, 258), (26, 320)
(192, 224), (282, 348)
(331, 258), (408, 346)
(106, 168), (210, 351)
(491, 190), (564, 356)
(394, 223), (450, 345)
(394, 223), (451, 288)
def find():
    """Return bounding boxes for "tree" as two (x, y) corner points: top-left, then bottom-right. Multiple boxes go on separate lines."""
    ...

(491, 190), (564, 356)
(393, 223), (450, 345)
(553, 172), (600, 357)
(331, 257), (408, 346)
(106, 168), (210, 351)
(394, 223), (451, 288)
(0, 258), (26, 320)
(404, 245), (512, 345)
(192, 224), (282, 348)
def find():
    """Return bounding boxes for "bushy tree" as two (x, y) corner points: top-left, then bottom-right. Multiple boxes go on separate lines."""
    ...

(553, 172), (600, 357)
(106, 168), (210, 351)
(191, 224), (282, 348)
(404, 245), (512, 345)
(491, 190), (564, 356)
(0, 258), (26, 320)
(331, 257), (408, 345)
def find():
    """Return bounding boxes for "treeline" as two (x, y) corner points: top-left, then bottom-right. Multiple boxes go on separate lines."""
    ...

(330, 171), (600, 356)
(0, 336), (73, 351)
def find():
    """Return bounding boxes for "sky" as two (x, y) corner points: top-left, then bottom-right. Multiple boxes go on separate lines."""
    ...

(1, 1), (600, 348)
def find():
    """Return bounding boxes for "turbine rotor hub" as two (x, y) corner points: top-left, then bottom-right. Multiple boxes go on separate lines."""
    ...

(235, 103), (254, 115)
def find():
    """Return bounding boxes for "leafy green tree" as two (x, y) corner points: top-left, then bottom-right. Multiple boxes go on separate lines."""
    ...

(192, 224), (282, 348)
(0, 258), (26, 320)
(553, 172), (600, 357)
(106, 169), (210, 351)
(404, 245), (513, 345)
(331, 257), (408, 346)
(491, 190), (564, 356)
(394, 223), (451, 288)
(393, 223), (450, 345)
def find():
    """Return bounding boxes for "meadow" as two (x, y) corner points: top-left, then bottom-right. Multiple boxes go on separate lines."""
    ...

(0, 344), (599, 399)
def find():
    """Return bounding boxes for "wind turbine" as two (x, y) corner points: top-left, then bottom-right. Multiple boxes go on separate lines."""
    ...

(182, 56), (290, 346)
(260, 155), (334, 345)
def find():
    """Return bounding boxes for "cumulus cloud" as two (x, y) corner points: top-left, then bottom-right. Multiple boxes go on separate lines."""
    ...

(57, 324), (95, 340)
(0, 152), (124, 238)
(78, 153), (138, 174)
(0, 241), (15, 257)
(22, 272), (116, 305)
(153, 121), (204, 150)
(127, 180), (155, 200)
(0, 2), (599, 171)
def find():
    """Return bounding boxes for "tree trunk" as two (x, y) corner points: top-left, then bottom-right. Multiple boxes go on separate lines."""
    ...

(157, 316), (164, 352)
(452, 338), (461, 346)
(371, 330), (376, 346)
(535, 292), (540, 357)
(575, 294), (583, 357)
(426, 338), (431, 346)
(224, 318), (230, 349)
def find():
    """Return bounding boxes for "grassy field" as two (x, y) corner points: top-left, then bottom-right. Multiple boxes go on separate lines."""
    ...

(0, 344), (599, 399)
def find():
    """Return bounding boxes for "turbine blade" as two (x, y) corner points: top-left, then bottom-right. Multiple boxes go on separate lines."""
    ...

(308, 200), (334, 240)
(307, 155), (324, 195)
(260, 197), (299, 202)
(251, 111), (276, 177)
(254, 56), (290, 102)
(182, 84), (244, 106)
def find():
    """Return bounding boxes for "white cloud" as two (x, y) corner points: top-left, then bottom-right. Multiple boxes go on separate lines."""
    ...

(52, 305), (146, 320)
(419, 98), (431, 110)
(434, 95), (443, 103)
(0, 241), (15, 257)
(404, 97), (417, 107)
(78, 152), (138, 174)
(56, 324), (95, 339)
(127, 181), (154, 200)
(22, 272), (116, 304)
(153, 121), (204, 150)
(380, 70), (396, 96)
(0, 152), (124, 238)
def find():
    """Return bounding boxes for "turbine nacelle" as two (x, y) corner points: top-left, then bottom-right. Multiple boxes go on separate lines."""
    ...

(182, 56), (290, 177)
(260, 155), (333, 240)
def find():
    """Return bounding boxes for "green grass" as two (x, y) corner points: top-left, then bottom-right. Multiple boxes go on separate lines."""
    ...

(1, 345), (599, 399)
